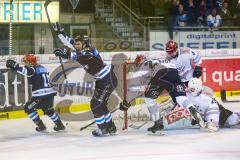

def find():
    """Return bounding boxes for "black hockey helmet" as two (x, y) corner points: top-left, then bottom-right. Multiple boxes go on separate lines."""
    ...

(74, 35), (90, 47)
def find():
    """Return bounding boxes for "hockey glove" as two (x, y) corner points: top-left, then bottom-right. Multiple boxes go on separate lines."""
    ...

(193, 66), (202, 78)
(6, 59), (19, 71)
(53, 22), (64, 34)
(119, 100), (131, 111)
(54, 48), (69, 59)
(145, 59), (159, 69)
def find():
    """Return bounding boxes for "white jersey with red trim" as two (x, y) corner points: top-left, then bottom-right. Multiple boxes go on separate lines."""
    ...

(168, 47), (201, 82)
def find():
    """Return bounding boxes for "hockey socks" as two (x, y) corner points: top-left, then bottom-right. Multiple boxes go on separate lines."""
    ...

(92, 113), (116, 136)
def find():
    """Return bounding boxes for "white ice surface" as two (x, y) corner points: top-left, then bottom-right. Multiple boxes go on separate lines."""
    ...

(0, 99), (239, 160)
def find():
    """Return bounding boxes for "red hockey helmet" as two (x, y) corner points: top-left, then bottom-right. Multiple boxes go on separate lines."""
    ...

(23, 54), (37, 66)
(165, 40), (178, 57)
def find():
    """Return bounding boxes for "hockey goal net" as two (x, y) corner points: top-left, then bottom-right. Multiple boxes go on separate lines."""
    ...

(118, 59), (195, 131)
(120, 60), (174, 130)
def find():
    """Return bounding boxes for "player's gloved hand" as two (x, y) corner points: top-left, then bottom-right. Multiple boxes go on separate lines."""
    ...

(119, 100), (131, 111)
(145, 59), (159, 69)
(6, 59), (19, 71)
(53, 22), (64, 34)
(193, 66), (202, 78)
(54, 48), (69, 59)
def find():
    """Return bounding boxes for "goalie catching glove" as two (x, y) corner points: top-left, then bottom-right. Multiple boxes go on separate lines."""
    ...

(54, 48), (69, 59)
(119, 100), (131, 111)
(6, 59), (19, 71)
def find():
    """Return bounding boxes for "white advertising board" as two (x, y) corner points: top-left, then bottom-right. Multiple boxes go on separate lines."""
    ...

(150, 31), (240, 52)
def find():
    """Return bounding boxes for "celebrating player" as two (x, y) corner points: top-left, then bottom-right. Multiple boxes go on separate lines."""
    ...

(53, 25), (118, 137)
(120, 55), (205, 133)
(187, 78), (240, 131)
(6, 54), (65, 132)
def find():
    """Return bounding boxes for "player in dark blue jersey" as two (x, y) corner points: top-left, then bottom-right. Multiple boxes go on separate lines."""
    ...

(54, 33), (118, 136)
(6, 54), (65, 132)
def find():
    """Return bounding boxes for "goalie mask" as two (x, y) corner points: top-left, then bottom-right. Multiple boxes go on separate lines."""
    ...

(188, 78), (203, 97)
(23, 54), (37, 67)
(165, 40), (178, 58)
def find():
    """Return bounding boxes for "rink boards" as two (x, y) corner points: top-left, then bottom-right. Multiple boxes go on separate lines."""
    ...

(0, 50), (240, 120)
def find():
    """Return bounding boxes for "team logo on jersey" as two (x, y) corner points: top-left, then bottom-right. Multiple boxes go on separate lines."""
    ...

(176, 85), (184, 92)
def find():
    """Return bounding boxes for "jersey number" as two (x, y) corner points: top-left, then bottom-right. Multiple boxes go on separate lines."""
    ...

(42, 74), (48, 87)
(211, 98), (217, 104)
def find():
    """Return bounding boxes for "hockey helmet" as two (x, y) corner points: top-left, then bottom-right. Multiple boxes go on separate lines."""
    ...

(188, 78), (203, 97)
(165, 40), (178, 58)
(74, 35), (90, 47)
(23, 54), (37, 66)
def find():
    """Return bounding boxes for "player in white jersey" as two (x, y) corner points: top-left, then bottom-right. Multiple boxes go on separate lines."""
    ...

(165, 40), (202, 85)
(187, 78), (240, 131)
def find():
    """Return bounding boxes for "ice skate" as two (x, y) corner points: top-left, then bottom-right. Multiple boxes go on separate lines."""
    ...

(35, 120), (46, 132)
(53, 120), (66, 131)
(147, 119), (164, 134)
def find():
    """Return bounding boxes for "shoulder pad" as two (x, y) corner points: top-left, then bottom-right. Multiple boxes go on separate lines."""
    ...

(180, 47), (190, 54)
(35, 66), (47, 74)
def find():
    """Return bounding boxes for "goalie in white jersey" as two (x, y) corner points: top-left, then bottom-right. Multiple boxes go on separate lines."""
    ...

(187, 78), (240, 131)
(165, 40), (202, 85)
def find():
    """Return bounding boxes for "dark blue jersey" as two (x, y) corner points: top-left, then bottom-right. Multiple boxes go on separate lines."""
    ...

(57, 34), (112, 80)
(70, 47), (111, 79)
(17, 65), (56, 97)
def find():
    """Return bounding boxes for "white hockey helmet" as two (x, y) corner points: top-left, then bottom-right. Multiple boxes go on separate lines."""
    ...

(188, 78), (203, 97)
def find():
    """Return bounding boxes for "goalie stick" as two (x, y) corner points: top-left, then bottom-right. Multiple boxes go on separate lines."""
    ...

(44, 0), (67, 79)
(220, 89), (240, 103)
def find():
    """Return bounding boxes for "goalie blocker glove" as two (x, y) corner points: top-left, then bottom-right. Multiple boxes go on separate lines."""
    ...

(6, 59), (20, 71)
(119, 100), (131, 111)
(54, 48), (69, 59)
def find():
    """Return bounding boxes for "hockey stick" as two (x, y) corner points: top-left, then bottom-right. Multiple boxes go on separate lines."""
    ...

(129, 121), (148, 129)
(220, 89), (240, 103)
(0, 68), (10, 73)
(80, 107), (119, 131)
(44, 0), (67, 79)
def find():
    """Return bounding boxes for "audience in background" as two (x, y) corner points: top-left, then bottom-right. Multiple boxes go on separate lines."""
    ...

(175, 4), (188, 27)
(186, 0), (199, 26)
(219, 1), (233, 26)
(170, 0), (239, 27)
(207, 8), (222, 29)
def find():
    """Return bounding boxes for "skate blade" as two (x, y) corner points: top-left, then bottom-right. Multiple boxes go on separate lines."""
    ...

(147, 131), (165, 136)
(54, 130), (67, 133)
(93, 132), (118, 137)
(36, 130), (49, 134)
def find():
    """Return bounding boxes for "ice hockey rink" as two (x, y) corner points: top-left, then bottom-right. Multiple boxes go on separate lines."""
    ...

(0, 97), (239, 160)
